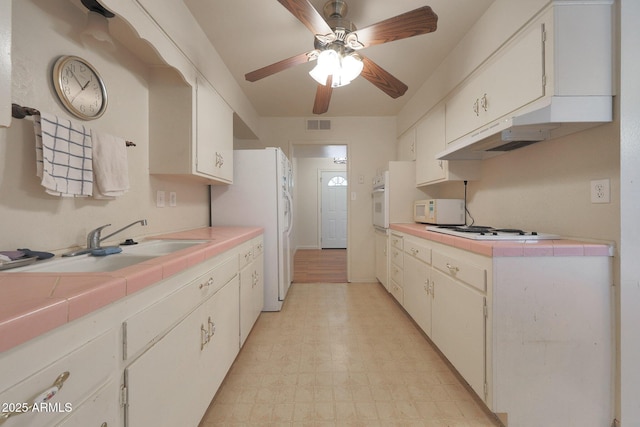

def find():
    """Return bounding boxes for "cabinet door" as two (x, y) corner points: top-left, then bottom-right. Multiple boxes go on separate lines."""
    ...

(416, 104), (446, 185)
(199, 276), (240, 400)
(445, 23), (545, 144)
(239, 263), (255, 346)
(125, 278), (239, 427)
(431, 269), (486, 399)
(196, 77), (233, 183)
(397, 128), (417, 161)
(403, 254), (431, 336)
(374, 229), (388, 290)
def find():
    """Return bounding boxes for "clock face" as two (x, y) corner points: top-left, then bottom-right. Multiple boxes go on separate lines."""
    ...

(53, 56), (107, 120)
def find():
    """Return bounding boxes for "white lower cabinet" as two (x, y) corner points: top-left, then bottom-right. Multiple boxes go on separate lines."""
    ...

(401, 237), (487, 399)
(392, 229), (613, 426)
(124, 276), (240, 427)
(402, 237), (432, 336)
(0, 233), (265, 427)
(431, 269), (486, 399)
(388, 233), (404, 305)
(0, 329), (118, 427)
(240, 236), (264, 346)
(374, 228), (388, 291)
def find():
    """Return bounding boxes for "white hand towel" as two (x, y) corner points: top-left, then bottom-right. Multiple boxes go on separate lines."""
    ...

(91, 129), (129, 199)
(33, 113), (93, 197)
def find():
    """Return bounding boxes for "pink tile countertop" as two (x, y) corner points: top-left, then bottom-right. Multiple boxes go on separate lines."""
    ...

(0, 226), (262, 353)
(390, 223), (614, 258)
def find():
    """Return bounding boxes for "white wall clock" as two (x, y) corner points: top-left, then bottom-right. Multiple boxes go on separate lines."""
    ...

(52, 55), (107, 120)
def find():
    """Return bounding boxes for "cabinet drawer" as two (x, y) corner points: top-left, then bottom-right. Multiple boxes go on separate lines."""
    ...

(253, 236), (264, 258)
(404, 238), (431, 264)
(390, 280), (404, 305)
(238, 243), (253, 270)
(390, 247), (403, 269)
(390, 262), (403, 286)
(123, 255), (237, 360)
(55, 380), (119, 427)
(390, 234), (404, 251)
(432, 251), (486, 292)
(0, 329), (117, 427)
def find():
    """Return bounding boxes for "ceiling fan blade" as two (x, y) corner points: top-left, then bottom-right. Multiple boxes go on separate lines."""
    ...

(360, 56), (408, 99)
(277, 0), (334, 37)
(245, 51), (315, 82)
(348, 6), (438, 49)
(313, 76), (333, 115)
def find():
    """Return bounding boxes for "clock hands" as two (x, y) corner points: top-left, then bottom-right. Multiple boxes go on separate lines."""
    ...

(70, 69), (92, 92)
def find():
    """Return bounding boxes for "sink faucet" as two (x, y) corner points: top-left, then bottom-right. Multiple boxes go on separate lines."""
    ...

(63, 219), (148, 257)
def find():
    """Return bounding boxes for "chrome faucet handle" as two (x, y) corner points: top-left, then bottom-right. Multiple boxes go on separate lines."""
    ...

(87, 224), (111, 249)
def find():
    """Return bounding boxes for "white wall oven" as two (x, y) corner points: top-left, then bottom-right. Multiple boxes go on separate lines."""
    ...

(372, 171), (389, 229)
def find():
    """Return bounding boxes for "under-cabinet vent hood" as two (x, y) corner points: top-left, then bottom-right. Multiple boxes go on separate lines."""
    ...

(436, 95), (612, 161)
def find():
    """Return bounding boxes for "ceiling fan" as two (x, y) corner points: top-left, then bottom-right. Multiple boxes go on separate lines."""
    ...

(245, 0), (438, 114)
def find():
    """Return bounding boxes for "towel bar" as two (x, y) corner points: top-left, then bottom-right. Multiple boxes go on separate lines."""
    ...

(11, 103), (136, 146)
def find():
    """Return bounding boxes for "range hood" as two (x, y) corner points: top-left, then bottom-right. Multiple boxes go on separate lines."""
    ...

(436, 95), (612, 161)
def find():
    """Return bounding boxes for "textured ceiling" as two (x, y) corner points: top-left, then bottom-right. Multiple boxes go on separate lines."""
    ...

(184, 0), (495, 117)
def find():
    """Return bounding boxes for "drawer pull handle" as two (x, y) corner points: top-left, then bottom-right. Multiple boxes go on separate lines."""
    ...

(199, 277), (214, 289)
(446, 263), (459, 274)
(0, 372), (70, 424)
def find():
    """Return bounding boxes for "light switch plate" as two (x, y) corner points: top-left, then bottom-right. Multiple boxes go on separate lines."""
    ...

(156, 190), (165, 207)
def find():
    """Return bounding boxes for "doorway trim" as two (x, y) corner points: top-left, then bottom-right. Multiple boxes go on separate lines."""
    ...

(290, 141), (350, 282)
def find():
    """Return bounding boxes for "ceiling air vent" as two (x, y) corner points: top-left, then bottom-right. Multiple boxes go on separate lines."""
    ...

(306, 119), (331, 131)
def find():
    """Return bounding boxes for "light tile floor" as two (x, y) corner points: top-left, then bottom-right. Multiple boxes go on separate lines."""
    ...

(200, 283), (502, 426)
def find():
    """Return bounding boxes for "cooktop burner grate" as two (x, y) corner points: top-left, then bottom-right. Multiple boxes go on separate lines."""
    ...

(426, 225), (559, 241)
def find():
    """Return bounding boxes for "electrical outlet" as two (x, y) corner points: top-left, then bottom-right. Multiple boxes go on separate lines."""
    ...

(169, 192), (177, 207)
(590, 179), (610, 204)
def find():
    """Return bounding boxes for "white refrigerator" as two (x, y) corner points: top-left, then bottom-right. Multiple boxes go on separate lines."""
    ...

(210, 148), (293, 311)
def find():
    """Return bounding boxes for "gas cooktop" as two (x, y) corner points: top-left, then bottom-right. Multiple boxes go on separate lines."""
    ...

(426, 225), (560, 241)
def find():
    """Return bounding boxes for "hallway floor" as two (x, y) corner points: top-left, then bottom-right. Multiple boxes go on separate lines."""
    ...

(292, 249), (347, 283)
(199, 282), (501, 426)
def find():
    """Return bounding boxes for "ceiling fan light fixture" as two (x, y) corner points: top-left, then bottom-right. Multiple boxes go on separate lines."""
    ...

(309, 49), (339, 85)
(339, 53), (363, 82)
(309, 50), (363, 88)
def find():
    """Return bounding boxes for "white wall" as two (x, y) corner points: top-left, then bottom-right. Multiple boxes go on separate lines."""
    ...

(0, 0), (210, 252)
(258, 116), (397, 282)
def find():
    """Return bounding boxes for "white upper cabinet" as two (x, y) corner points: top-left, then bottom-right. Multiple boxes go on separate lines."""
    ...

(97, 0), (235, 184)
(397, 128), (417, 161)
(415, 103), (480, 186)
(148, 71), (233, 185)
(445, 23), (545, 144)
(195, 77), (233, 183)
(438, 0), (613, 159)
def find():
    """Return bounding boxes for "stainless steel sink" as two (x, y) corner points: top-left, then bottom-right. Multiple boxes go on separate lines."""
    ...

(13, 254), (157, 273)
(7, 240), (209, 273)
(123, 240), (209, 256)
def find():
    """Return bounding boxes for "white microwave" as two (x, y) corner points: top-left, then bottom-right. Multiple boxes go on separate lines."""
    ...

(414, 199), (465, 225)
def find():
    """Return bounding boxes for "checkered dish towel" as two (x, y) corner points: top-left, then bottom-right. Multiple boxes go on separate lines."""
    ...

(33, 112), (93, 197)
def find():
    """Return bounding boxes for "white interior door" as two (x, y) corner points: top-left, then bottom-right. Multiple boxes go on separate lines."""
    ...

(320, 171), (347, 248)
